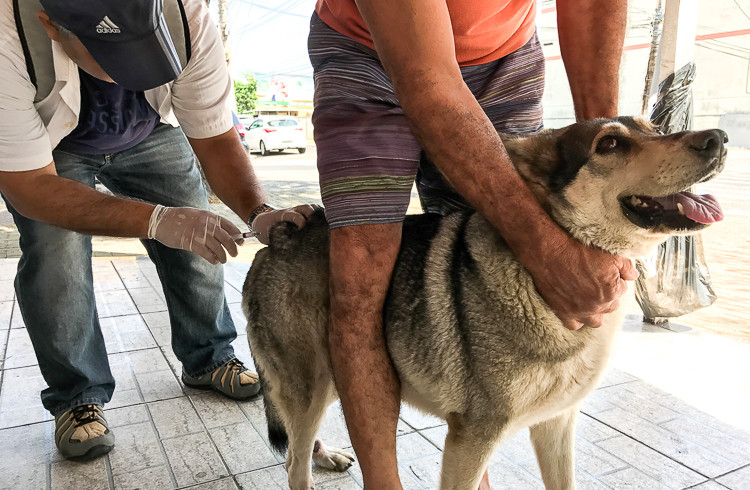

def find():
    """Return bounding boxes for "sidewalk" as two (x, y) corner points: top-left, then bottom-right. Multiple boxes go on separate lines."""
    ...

(0, 154), (749, 489)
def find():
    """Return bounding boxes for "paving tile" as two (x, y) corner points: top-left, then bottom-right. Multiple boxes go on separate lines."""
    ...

(149, 397), (203, 439)
(598, 368), (638, 388)
(316, 476), (361, 489)
(224, 284), (243, 304)
(598, 435), (705, 488)
(223, 263), (250, 294)
(396, 432), (441, 463)
(141, 311), (171, 347)
(162, 431), (229, 487)
(0, 279), (14, 303)
(689, 481), (732, 489)
(136, 370), (183, 403)
(190, 477), (240, 489)
(596, 383), (682, 424)
(112, 260), (154, 290)
(210, 421), (277, 474)
(716, 464), (750, 489)
(593, 408), (689, 455)
(487, 453), (545, 489)
(96, 289), (138, 318)
(0, 301), (12, 330)
(577, 412), (621, 443)
(235, 465), (289, 489)
(598, 466), (672, 489)
(192, 392), (248, 429)
(495, 428), (537, 464)
(51, 457), (109, 490)
(92, 261), (126, 293)
(128, 287), (168, 314)
(3, 327), (37, 369)
(9, 302), (24, 329)
(113, 465), (174, 490)
(0, 365), (51, 428)
(106, 404), (150, 428)
(107, 421), (166, 476)
(654, 394), (750, 443)
(126, 348), (172, 374)
(229, 303), (247, 336)
(580, 392), (616, 415)
(100, 315), (157, 353)
(669, 444), (742, 478)
(661, 416), (750, 467)
(420, 425), (448, 450)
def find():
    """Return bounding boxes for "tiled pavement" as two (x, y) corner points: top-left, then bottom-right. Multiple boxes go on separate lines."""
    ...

(0, 256), (749, 490)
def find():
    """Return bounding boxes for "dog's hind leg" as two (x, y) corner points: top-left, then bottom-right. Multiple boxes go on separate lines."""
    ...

(281, 383), (344, 490)
(529, 407), (577, 490)
(439, 413), (504, 490)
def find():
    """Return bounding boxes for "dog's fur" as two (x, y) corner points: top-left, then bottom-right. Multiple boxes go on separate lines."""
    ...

(242, 117), (727, 489)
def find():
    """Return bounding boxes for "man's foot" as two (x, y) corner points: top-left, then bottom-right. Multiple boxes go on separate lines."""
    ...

(181, 358), (261, 400)
(54, 404), (115, 461)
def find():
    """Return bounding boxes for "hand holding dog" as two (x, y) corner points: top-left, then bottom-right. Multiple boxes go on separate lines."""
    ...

(528, 235), (638, 330)
(250, 204), (319, 244)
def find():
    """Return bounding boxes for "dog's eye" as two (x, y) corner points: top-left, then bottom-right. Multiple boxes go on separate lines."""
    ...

(596, 136), (619, 154)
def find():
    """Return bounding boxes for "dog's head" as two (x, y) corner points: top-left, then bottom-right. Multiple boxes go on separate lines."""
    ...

(505, 116), (727, 258)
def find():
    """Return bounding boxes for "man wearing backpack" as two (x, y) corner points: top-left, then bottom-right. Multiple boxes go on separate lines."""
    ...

(0, 0), (313, 460)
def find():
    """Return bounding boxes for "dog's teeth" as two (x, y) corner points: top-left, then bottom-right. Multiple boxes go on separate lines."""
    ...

(630, 196), (641, 206)
(677, 202), (685, 215)
(641, 202), (650, 207)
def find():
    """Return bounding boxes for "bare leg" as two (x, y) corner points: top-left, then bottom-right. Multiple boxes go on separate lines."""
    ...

(529, 408), (577, 490)
(328, 223), (404, 489)
(478, 470), (491, 490)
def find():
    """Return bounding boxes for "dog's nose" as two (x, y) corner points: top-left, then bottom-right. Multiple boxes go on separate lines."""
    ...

(687, 129), (728, 156)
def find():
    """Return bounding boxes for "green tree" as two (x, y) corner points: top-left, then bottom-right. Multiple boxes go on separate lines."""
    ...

(234, 75), (258, 114)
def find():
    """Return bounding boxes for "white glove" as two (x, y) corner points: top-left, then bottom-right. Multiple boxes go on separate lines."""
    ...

(250, 204), (319, 244)
(147, 205), (241, 264)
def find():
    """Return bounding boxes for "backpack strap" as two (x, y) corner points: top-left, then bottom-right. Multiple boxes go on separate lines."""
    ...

(13, 0), (191, 103)
(13, 0), (54, 102)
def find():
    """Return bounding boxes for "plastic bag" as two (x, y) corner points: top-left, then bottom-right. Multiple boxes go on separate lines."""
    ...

(634, 62), (717, 320)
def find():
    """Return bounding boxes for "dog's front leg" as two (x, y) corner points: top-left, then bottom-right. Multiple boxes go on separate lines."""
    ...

(439, 413), (503, 490)
(529, 407), (577, 490)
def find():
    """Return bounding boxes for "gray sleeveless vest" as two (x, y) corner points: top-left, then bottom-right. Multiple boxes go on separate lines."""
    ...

(13, 0), (192, 103)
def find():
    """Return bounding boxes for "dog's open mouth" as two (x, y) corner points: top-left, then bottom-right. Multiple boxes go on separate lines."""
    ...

(619, 191), (723, 230)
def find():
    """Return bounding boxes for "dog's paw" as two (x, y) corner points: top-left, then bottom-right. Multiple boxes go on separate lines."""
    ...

(312, 440), (355, 472)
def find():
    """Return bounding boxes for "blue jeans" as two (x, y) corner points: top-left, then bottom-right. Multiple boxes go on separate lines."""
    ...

(4, 124), (237, 416)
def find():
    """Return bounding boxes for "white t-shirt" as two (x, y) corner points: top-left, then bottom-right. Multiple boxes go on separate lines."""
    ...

(0, 0), (234, 172)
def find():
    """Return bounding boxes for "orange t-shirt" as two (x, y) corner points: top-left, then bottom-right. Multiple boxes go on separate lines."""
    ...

(315, 0), (537, 66)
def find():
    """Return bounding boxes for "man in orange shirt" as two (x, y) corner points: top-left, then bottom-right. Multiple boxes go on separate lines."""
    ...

(310, 1), (635, 487)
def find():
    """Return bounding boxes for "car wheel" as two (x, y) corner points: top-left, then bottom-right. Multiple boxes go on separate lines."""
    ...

(297, 147), (306, 154)
(260, 140), (270, 156)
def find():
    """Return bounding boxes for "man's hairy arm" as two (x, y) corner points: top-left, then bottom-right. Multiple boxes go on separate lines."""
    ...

(187, 128), (267, 224)
(558, 0), (627, 120)
(353, 0), (635, 329)
(0, 163), (153, 236)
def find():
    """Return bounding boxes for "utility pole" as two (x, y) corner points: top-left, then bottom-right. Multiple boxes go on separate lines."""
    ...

(642, 0), (664, 115)
(218, 0), (231, 68)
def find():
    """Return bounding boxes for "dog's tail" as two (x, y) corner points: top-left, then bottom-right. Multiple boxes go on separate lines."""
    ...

(258, 367), (289, 455)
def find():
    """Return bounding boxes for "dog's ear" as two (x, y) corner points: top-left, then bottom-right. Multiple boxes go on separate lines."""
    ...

(501, 128), (566, 207)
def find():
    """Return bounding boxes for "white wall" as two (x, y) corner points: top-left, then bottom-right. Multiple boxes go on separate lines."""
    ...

(538, 0), (750, 145)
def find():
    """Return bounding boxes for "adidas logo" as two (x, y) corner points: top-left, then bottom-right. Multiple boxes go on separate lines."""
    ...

(96, 16), (120, 34)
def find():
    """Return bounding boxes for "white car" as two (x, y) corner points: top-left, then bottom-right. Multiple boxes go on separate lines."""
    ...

(245, 117), (307, 155)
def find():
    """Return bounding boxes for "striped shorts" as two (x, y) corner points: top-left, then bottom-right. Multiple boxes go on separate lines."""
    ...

(309, 12), (545, 228)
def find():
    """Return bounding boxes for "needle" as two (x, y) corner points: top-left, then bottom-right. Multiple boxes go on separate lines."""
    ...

(231, 231), (255, 241)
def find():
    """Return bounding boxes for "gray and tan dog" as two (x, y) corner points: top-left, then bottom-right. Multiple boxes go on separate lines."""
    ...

(242, 116), (727, 490)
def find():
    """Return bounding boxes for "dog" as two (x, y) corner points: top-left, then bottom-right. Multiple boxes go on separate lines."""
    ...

(242, 116), (727, 489)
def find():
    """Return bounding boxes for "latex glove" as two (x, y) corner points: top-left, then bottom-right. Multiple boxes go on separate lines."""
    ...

(250, 204), (319, 244)
(147, 205), (240, 264)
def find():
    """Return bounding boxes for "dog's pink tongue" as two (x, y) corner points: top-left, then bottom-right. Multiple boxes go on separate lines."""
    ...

(654, 192), (724, 224)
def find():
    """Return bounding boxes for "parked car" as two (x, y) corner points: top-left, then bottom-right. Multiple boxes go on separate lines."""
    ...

(245, 117), (307, 155)
(232, 111), (249, 151)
